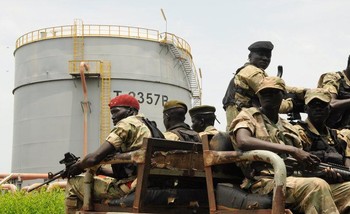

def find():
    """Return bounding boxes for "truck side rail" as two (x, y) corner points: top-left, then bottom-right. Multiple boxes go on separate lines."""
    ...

(202, 133), (289, 214)
(80, 137), (289, 213)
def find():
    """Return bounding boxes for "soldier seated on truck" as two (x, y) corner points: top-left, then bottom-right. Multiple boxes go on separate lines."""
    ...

(229, 76), (344, 213)
(189, 104), (233, 152)
(65, 94), (153, 214)
(189, 105), (219, 137)
(294, 88), (350, 168)
(293, 88), (350, 213)
(162, 100), (200, 142)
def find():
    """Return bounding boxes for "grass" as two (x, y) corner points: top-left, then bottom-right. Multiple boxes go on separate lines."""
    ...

(0, 188), (65, 214)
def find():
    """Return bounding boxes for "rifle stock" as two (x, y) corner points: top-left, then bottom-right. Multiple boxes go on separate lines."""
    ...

(284, 157), (350, 181)
(28, 152), (79, 192)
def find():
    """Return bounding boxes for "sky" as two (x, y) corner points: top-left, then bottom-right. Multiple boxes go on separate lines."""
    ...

(1, 0), (350, 173)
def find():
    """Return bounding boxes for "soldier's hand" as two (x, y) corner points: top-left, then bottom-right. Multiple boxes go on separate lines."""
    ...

(292, 148), (320, 167)
(67, 160), (85, 178)
(323, 167), (343, 183)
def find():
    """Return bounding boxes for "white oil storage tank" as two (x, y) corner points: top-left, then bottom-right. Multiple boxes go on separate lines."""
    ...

(12, 20), (201, 173)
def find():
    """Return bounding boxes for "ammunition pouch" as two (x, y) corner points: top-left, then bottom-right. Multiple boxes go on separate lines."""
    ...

(298, 121), (345, 165)
(310, 151), (343, 165)
(324, 152), (344, 165)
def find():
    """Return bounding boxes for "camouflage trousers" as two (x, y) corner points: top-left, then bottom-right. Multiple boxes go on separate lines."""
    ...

(252, 176), (350, 214)
(65, 175), (136, 209)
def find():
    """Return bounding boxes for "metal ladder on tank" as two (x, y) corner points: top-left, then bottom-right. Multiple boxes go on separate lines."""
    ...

(164, 38), (201, 106)
(73, 19), (84, 62)
(71, 19), (111, 146)
(99, 61), (111, 145)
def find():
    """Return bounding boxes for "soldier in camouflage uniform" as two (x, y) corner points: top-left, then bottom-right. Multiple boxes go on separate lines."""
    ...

(162, 100), (200, 142)
(222, 41), (304, 131)
(318, 55), (350, 129)
(293, 88), (350, 213)
(189, 105), (219, 138)
(65, 94), (152, 213)
(230, 76), (340, 214)
(190, 105), (239, 176)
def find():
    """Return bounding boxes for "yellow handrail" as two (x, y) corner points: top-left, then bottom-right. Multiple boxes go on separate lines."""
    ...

(15, 24), (192, 56)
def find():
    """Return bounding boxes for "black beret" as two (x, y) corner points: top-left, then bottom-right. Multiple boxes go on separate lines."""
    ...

(189, 105), (216, 117)
(248, 41), (274, 52)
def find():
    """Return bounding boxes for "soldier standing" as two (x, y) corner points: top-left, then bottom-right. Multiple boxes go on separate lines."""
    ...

(318, 55), (350, 129)
(222, 41), (305, 131)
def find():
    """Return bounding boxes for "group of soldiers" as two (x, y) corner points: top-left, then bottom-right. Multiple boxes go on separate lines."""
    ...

(64, 41), (350, 214)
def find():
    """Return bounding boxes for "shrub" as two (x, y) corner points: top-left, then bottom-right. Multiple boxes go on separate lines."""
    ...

(0, 188), (65, 214)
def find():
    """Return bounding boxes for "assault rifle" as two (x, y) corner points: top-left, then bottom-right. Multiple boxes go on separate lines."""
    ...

(28, 152), (79, 192)
(284, 157), (350, 181)
(285, 92), (304, 124)
(277, 65), (305, 124)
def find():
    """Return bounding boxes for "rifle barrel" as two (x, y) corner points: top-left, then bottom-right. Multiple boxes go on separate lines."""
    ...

(277, 65), (283, 77)
(318, 163), (350, 176)
(27, 173), (63, 192)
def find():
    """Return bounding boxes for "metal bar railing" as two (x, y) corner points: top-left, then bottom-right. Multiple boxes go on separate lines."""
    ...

(15, 24), (192, 56)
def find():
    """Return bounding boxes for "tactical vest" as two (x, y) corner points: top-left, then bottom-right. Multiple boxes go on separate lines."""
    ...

(168, 123), (201, 142)
(297, 121), (345, 165)
(222, 64), (260, 110)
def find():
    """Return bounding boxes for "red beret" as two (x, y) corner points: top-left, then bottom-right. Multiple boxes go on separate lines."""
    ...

(108, 94), (140, 110)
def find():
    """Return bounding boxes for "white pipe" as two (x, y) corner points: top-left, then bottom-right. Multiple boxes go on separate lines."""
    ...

(47, 181), (67, 192)
(0, 173), (13, 185)
(0, 173), (48, 180)
(1, 184), (17, 192)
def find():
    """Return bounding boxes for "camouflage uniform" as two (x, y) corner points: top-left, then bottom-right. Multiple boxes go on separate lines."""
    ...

(188, 105), (219, 138)
(318, 71), (350, 128)
(293, 119), (350, 213)
(292, 88), (350, 213)
(163, 131), (180, 141)
(198, 125), (219, 138)
(230, 107), (339, 213)
(318, 71), (350, 97)
(66, 114), (151, 204)
(294, 119), (350, 158)
(223, 64), (299, 131)
(339, 128), (350, 156)
(162, 100), (200, 142)
(163, 123), (200, 142)
(300, 87), (350, 157)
